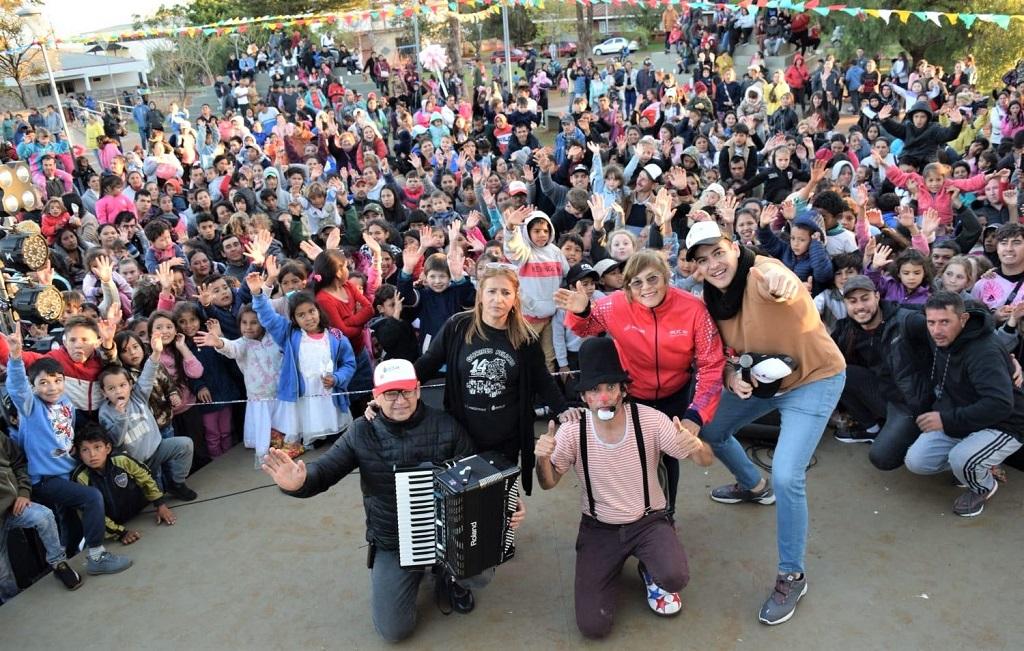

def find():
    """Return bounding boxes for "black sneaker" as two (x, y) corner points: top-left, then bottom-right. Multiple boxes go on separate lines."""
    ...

(53, 561), (83, 590)
(449, 579), (475, 614)
(166, 482), (197, 501)
(833, 428), (875, 444)
(710, 482), (776, 505)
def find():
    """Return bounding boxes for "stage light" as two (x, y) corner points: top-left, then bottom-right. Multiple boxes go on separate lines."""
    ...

(0, 162), (38, 217)
(10, 284), (64, 323)
(0, 232), (50, 272)
(0, 168), (11, 187)
(15, 165), (29, 183)
(2, 196), (17, 214)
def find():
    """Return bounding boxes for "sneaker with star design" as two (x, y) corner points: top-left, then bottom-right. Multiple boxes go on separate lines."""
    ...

(638, 563), (682, 617)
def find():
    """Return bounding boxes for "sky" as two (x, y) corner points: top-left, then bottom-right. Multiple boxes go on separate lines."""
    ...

(39, 0), (174, 37)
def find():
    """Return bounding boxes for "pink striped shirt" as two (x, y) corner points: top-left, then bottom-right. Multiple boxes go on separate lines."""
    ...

(551, 404), (688, 524)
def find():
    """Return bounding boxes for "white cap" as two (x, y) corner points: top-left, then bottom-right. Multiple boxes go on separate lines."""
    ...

(507, 180), (528, 196)
(642, 163), (663, 182)
(684, 221), (727, 260)
(704, 182), (725, 197)
(373, 359), (419, 395)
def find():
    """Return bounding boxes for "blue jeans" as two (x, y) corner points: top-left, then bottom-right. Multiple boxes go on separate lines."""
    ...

(701, 371), (846, 574)
(32, 476), (106, 557)
(0, 503), (66, 600)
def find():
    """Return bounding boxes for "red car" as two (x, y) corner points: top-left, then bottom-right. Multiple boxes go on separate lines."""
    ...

(490, 49), (527, 64)
(547, 41), (578, 58)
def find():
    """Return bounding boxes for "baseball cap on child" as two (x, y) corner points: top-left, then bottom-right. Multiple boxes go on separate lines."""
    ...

(373, 359), (419, 395)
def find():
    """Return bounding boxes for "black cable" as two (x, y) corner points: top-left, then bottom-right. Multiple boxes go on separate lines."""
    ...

(744, 442), (818, 472)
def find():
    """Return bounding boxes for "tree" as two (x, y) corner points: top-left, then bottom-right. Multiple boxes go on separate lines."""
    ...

(833, 0), (1024, 89)
(0, 1), (45, 108)
(576, 3), (593, 57)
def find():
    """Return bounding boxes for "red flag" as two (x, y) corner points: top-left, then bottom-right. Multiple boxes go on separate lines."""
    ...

(805, 0), (820, 8)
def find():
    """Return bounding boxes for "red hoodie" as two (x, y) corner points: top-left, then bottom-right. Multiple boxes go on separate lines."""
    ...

(0, 337), (114, 412)
(565, 287), (726, 426)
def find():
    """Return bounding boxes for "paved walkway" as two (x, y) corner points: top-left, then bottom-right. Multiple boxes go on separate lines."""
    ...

(1, 418), (1020, 650)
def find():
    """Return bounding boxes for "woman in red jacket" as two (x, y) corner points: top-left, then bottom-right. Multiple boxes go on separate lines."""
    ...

(785, 54), (811, 112)
(555, 249), (726, 513)
(313, 250), (375, 415)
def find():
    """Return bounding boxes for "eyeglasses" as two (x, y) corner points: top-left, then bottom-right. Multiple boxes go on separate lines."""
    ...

(628, 274), (664, 291)
(379, 388), (417, 402)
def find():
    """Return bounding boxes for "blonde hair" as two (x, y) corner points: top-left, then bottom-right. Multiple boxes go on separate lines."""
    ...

(226, 212), (250, 238)
(622, 250), (672, 303)
(944, 254), (977, 286)
(465, 265), (537, 349)
(607, 229), (639, 261)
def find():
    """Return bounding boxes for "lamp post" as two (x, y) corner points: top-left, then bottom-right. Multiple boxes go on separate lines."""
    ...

(15, 8), (73, 148)
(501, 0), (513, 94)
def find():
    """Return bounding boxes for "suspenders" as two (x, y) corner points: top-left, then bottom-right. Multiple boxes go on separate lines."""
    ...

(579, 402), (651, 520)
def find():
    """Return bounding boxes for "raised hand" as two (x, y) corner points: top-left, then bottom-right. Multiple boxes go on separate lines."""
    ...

(465, 210), (481, 232)
(299, 239), (324, 261)
(98, 303), (121, 346)
(851, 183), (870, 206)
(197, 282), (214, 308)
(877, 104), (893, 120)
(504, 205), (531, 229)
(809, 158), (828, 186)
(156, 259), (176, 293)
(522, 164), (535, 182)
(652, 188), (673, 226)
(759, 203), (780, 228)
(872, 243), (893, 269)
(262, 448), (307, 491)
(94, 255), (114, 284)
(1003, 188), (1019, 208)
(2, 328), (23, 360)
(150, 331), (164, 357)
(587, 194), (607, 223)
(388, 293), (404, 319)
(325, 227), (342, 252)
(897, 204), (917, 229)
(922, 208), (941, 238)
(780, 198), (797, 221)
(362, 231), (382, 256)
(865, 208), (884, 227)
(534, 420), (557, 458)
(553, 281), (590, 315)
(447, 237), (466, 281)
(244, 230), (272, 266)
(264, 254), (280, 284)
(245, 271), (264, 296)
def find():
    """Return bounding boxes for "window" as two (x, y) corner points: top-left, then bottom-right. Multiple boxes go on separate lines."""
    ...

(36, 80), (75, 97)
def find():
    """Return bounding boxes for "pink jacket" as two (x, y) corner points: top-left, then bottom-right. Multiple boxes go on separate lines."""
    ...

(884, 166), (987, 225)
(95, 194), (137, 225)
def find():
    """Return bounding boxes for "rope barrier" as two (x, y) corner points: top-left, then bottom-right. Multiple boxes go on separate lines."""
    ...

(176, 368), (581, 409)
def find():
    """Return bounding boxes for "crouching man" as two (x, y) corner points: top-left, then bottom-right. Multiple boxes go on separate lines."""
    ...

(534, 337), (711, 638)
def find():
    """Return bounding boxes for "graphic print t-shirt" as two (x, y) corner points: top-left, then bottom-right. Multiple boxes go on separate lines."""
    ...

(458, 324), (521, 455)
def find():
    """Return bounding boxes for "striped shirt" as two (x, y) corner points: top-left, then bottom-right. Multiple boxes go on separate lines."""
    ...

(550, 404), (687, 525)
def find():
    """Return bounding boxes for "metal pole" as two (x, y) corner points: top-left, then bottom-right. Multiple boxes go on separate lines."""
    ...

(36, 40), (73, 147)
(413, 7), (421, 70)
(501, 0), (513, 95)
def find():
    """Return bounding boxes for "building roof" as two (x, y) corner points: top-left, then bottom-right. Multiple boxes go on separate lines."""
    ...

(56, 51), (141, 71)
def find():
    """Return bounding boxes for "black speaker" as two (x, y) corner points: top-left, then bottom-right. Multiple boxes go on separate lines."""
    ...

(6, 526), (50, 591)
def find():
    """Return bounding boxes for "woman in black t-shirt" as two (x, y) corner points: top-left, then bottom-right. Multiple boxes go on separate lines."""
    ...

(414, 264), (572, 493)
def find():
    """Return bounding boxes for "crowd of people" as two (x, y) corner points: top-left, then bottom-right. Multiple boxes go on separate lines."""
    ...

(1, 4), (1023, 643)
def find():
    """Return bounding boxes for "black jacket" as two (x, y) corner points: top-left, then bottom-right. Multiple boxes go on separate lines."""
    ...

(881, 101), (962, 165)
(0, 432), (31, 516)
(833, 301), (917, 396)
(904, 307), (1024, 439)
(415, 312), (568, 494)
(286, 405), (473, 551)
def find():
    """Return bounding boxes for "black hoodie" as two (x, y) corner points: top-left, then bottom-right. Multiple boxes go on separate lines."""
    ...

(927, 308), (1024, 440)
(881, 101), (962, 166)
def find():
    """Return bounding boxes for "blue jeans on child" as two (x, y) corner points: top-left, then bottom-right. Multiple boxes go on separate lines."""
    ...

(31, 475), (106, 559)
(700, 371), (846, 575)
(0, 502), (67, 600)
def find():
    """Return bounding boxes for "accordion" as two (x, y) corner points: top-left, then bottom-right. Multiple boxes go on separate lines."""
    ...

(395, 451), (520, 579)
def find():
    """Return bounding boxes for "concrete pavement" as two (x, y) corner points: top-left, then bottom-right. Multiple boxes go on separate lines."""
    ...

(1, 417), (1020, 650)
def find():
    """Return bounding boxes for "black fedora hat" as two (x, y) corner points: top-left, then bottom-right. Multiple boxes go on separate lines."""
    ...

(577, 337), (630, 392)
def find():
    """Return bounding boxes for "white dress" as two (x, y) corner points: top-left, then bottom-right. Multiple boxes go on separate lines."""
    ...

(281, 331), (351, 446)
(217, 334), (293, 467)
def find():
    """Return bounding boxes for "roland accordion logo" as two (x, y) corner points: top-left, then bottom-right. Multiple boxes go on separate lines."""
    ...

(470, 521), (478, 547)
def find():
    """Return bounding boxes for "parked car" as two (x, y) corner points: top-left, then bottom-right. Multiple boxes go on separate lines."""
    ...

(545, 41), (578, 58)
(592, 37), (639, 56)
(490, 48), (527, 64)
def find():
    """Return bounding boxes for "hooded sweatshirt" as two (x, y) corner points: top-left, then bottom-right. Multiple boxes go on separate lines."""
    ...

(503, 212), (570, 322)
(881, 101), (963, 165)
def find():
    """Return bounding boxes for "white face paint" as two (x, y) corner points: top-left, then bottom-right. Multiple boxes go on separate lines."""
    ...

(597, 407), (617, 421)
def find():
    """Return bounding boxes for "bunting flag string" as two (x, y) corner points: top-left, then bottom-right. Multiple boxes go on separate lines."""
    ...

(65, 0), (1023, 45)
